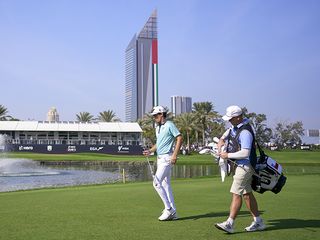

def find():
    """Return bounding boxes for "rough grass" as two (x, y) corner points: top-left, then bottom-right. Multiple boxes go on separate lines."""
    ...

(0, 175), (319, 240)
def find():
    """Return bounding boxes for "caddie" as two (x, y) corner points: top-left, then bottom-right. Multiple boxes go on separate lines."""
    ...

(215, 105), (266, 233)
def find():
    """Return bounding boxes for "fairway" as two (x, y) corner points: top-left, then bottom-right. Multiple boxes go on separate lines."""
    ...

(0, 175), (319, 240)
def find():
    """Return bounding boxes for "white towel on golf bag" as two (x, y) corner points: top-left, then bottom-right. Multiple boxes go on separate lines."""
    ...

(212, 144), (228, 182)
(218, 157), (228, 182)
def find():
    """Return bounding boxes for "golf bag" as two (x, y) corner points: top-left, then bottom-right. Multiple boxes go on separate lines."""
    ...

(225, 124), (287, 194)
(252, 148), (287, 194)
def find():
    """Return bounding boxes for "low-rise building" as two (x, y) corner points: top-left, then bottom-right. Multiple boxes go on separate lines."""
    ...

(0, 121), (143, 154)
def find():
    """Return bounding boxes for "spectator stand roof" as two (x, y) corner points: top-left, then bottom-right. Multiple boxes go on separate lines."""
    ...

(0, 121), (143, 133)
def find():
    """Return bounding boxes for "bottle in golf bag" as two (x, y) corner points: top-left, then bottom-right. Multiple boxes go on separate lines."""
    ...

(252, 154), (287, 194)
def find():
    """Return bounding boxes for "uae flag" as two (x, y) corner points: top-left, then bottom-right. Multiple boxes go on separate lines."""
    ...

(152, 39), (158, 106)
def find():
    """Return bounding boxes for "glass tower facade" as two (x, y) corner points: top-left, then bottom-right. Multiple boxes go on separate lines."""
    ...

(171, 96), (192, 116)
(125, 36), (137, 122)
(125, 10), (158, 122)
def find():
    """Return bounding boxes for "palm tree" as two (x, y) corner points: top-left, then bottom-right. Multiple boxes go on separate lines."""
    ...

(208, 120), (226, 140)
(138, 114), (156, 147)
(76, 112), (94, 123)
(193, 102), (218, 146)
(174, 112), (197, 151)
(98, 110), (120, 122)
(0, 104), (12, 121)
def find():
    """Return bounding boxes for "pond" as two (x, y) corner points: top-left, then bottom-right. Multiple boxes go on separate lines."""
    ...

(0, 159), (120, 192)
(0, 158), (318, 192)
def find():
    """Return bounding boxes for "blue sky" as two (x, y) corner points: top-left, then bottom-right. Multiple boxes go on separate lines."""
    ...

(1, 0), (319, 142)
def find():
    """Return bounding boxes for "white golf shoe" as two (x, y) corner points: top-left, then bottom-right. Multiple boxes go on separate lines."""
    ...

(171, 211), (179, 220)
(158, 208), (176, 221)
(245, 220), (266, 232)
(215, 221), (234, 234)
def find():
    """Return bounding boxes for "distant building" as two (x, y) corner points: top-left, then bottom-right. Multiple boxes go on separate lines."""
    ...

(0, 121), (143, 154)
(46, 107), (59, 122)
(171, 96), (192, 116)
(125, 10), (158, 122)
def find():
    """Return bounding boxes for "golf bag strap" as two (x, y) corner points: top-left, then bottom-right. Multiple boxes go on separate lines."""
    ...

(234, 124), (258, 168)
(234, 124), (264, 154)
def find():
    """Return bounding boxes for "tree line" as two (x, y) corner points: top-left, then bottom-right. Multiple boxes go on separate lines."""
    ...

(75, 110), (120, 122)
(0, 105), (119, 123)
(138, 102), (305, 150)
(1, 103), (305, 149)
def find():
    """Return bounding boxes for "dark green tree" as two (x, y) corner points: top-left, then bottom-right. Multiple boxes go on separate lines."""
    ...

(193, 102), (219, 145)
(138, 114), (156, 147)
(273, 121), (304, 148)
(174, 112), (197, 151)
(242, 107), (272, 146)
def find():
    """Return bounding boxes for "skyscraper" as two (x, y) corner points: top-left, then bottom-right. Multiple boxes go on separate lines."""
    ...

(171, 96), (192, 116)
(125, 10), (158, 122)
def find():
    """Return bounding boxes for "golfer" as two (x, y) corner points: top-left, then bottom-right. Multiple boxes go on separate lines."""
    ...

(215, 105), (266, 233)
(143, 106), (183, 221)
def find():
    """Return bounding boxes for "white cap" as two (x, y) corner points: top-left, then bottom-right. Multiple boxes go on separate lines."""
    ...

(151, 106), (167, 115)
(222, 105), (243, 121)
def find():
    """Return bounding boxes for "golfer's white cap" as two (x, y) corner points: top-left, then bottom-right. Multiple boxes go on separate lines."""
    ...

(222, 105), (243, 121)
(151, 106), (167, 115)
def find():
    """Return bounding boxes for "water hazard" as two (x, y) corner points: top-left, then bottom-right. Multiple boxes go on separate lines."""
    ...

(0, 157), (224, 192)
(0, 158), (318, 192)
(0, 158), (120, 192)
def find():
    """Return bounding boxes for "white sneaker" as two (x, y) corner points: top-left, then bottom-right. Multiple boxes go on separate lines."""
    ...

(215, 221), (234, 234)
(158, 208), (176, 221)
(245, 221), (266, 232)
(171, 212), (179, 220)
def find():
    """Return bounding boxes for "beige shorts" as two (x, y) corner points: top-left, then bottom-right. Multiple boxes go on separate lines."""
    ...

(230, 165), (254, 195)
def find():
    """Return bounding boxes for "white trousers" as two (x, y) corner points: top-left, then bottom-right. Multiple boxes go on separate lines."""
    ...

(153, 154), (176, 211)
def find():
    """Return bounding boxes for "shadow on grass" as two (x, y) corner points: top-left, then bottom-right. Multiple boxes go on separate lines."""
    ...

(178, 210), (265, 221)
(266, 218), (320, 231)
(226, 218), (320, 235)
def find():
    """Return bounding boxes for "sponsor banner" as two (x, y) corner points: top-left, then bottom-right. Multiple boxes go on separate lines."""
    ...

(19, 145), (34, 151)
(8, 144), (143, 155)
(89, 146), (104, 152)
(117, 145), (130, 153)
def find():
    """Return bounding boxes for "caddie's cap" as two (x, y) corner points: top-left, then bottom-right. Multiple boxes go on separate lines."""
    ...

(222, 105), (243, 121)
